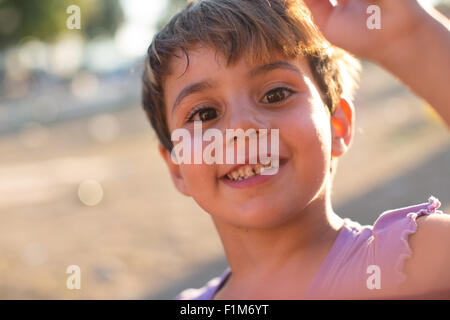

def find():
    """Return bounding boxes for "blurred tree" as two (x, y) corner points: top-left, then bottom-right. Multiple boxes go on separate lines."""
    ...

(0, 0), (123, 49)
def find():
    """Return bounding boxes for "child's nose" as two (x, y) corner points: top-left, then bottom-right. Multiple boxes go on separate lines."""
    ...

(226, 101), (269, 134)
(223, 102), (273, 159)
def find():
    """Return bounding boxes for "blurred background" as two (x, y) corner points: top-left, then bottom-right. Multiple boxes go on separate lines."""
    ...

(0, 0), (448, 299)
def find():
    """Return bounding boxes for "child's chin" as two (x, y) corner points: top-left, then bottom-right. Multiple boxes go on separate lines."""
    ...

(228, 205), (291, 228)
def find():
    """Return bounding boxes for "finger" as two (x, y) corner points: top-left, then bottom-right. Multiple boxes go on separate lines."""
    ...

(303, 0), (334, 27)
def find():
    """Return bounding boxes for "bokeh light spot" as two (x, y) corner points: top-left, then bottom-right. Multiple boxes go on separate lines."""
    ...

(78, 179), (104, 206)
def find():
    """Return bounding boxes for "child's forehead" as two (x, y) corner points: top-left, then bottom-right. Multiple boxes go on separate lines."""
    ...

(166, 45), (310, 81)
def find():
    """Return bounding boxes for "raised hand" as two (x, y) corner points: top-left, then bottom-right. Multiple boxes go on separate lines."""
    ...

(304, 0), (450, 125)
(303, 0), (427, 61)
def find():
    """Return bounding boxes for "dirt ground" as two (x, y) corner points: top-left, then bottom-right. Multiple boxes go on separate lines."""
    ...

(0, 61), (449, 299)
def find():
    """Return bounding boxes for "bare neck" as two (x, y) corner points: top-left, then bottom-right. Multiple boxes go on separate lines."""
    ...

(211, 188), (344, 291)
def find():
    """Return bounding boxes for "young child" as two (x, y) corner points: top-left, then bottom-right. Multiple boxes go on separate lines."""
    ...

(142, 0), (450, 299)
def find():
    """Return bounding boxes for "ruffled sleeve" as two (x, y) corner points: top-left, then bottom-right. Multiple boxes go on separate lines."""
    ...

(175, 268), (230, 300)
(371, 196), (444, 289)
(175, 277), (221, 300)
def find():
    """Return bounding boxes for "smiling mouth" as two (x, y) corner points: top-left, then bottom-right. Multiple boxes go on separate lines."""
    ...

(222, 158), (287, 182)
(225, 162), (272, 181)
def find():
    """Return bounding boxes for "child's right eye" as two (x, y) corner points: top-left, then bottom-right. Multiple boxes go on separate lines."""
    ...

(186, 106), (219, 123)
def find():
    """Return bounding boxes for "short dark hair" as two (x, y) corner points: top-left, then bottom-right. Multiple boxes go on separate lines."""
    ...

(142, 0), (360, 151)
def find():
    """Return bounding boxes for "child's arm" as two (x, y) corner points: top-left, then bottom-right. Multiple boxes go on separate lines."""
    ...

(304, 0), (450, 126)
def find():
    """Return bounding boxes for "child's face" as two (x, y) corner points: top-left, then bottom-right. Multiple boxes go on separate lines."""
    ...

(160, 45), (352, 229)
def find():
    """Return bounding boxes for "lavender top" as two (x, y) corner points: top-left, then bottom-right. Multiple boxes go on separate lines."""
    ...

(176, 196), (444, 299)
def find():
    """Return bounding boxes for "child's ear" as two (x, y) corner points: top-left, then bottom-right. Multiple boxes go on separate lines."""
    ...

(330, 98), (354, 158)
(158, 143), (191, 197)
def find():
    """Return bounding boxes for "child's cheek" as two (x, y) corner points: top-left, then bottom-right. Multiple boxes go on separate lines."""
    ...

(309, 106), (333, 156)
(179, 139), (219, 194)
(280, 94), (331, 150)
(285, 112), (330, 163)
(277, 75), (332, 152)
(277, 94), (332, 181)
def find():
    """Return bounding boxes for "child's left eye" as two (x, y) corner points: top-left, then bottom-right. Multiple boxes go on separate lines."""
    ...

(261, 87), (295, 104)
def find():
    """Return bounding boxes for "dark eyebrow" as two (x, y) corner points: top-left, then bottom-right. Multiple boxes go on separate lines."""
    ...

(171, 80), (216, 114)
(248, 61), (303, 78)
(171, 62), (301, 114)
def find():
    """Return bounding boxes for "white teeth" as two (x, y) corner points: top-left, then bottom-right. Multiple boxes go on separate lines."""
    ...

(230, 170), (239, 180)
(226, 161), (272, 181)
(238, 166), (246, 177)
(260, 166), (269, 174)
(260, 160), (280, 175)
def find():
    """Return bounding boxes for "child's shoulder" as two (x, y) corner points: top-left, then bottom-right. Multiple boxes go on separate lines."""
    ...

(306, 196), (449, 298)
(370, 196), (446, 242)
(370, 196), (450, 297)
(391, 197), (450, 295)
